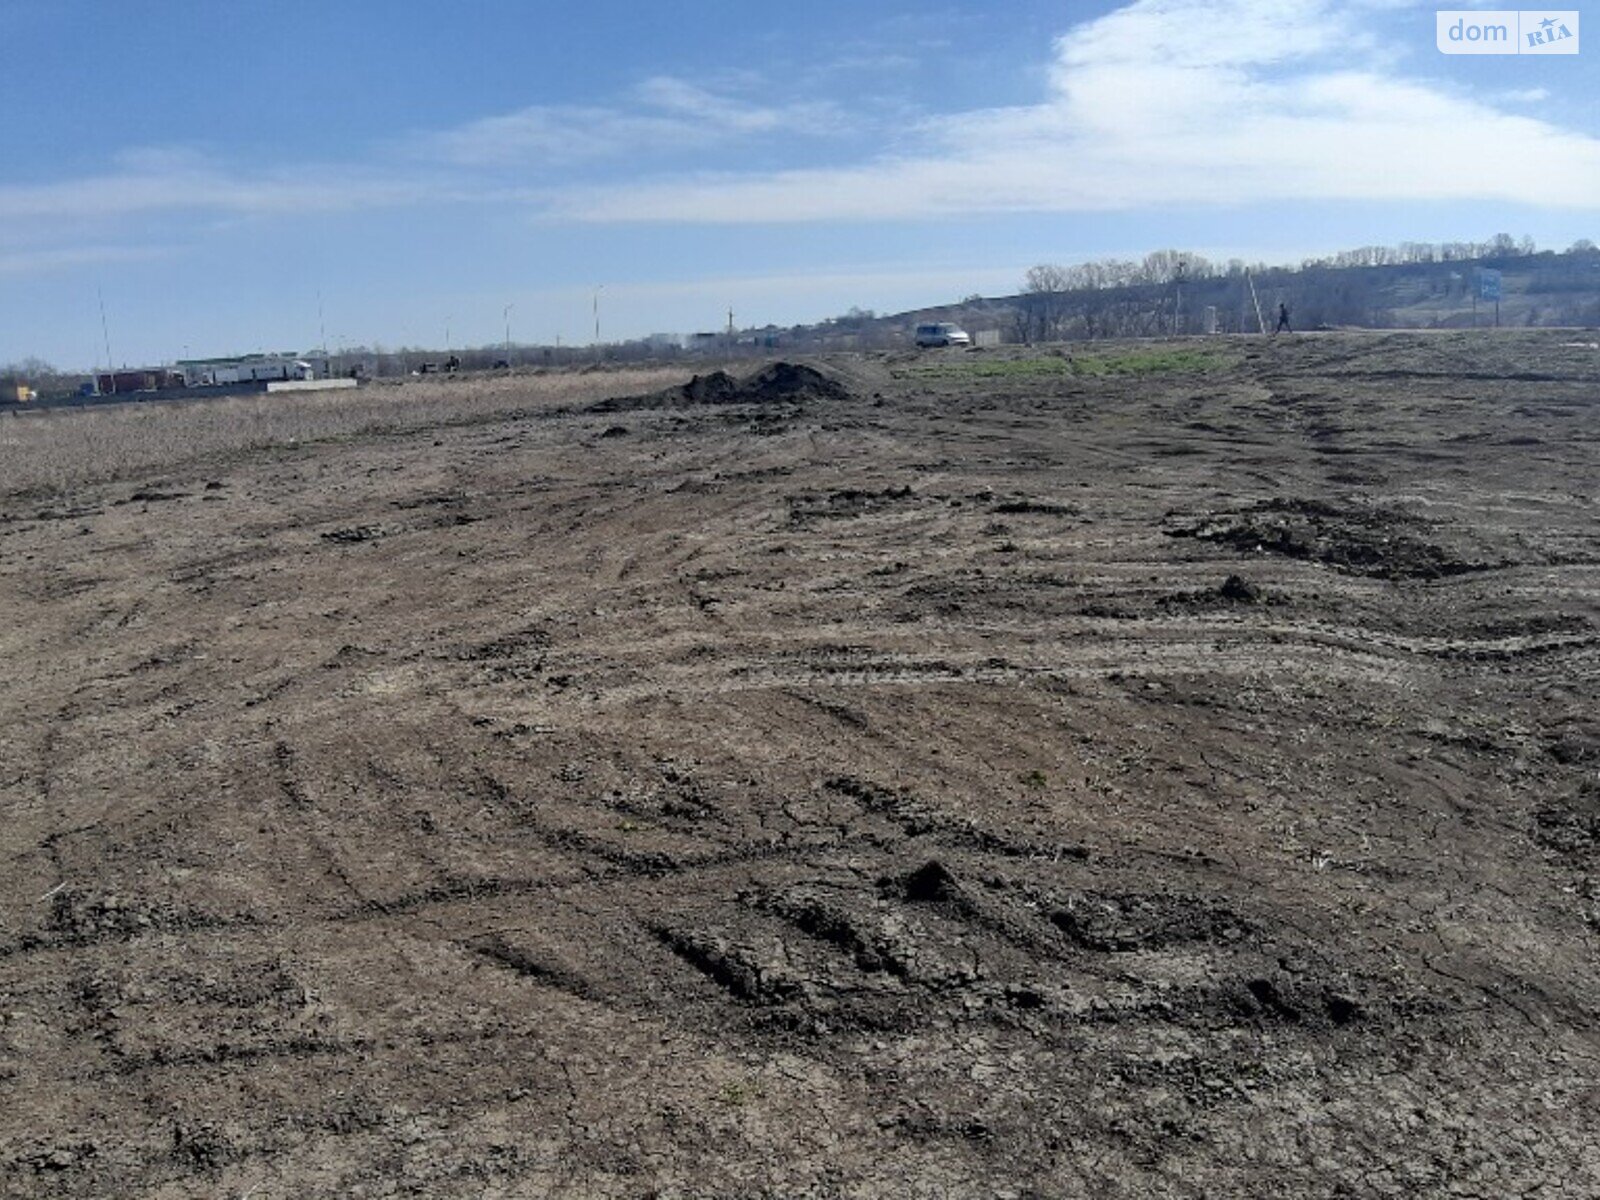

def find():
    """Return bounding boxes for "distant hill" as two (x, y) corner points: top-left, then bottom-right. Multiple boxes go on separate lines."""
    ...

(790, 247), (1600, 349)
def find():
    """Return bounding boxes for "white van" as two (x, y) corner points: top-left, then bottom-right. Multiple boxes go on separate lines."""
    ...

(914, 322), (972, 348)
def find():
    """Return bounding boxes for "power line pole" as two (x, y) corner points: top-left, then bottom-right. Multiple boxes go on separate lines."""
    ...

(97, 286), (115, 390)
(503, 304), (514, 362)
(1245, 271), (1267, 335)
(1174, 260), (1186, 336)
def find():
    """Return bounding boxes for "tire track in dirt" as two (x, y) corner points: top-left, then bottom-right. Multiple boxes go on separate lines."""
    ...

(7, 340), (1600, 1197)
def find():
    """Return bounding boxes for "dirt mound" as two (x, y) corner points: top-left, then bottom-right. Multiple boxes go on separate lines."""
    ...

(1534, 781), (1600, 856)
(1170, 497), (1494, 580)
(1050, 891), (1252, 953)
(741, 361), (850, 403)
(590, 362), (848, 412)
(1159, 573), (1273, 609)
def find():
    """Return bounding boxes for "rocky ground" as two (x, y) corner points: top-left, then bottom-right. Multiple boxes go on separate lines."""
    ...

(1, 332), (1597, 1197)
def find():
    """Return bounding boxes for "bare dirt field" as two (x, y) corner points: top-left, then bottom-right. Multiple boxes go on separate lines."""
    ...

(2, 332), (1598, 1198)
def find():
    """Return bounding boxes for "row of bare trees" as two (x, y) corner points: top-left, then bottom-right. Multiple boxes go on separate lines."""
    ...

(1, 357), (80, 396)
(1024, 235), (1589, 299)
(1014, 235), (1598, 342)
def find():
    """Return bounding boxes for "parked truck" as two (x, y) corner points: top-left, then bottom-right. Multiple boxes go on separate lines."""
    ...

(95, 370), (185, 395)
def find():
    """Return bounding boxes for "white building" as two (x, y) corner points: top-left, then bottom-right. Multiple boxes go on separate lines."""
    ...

(177, 353), (324, 387)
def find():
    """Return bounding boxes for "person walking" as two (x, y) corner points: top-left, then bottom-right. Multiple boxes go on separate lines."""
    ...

(1274, 302), (1292, 334)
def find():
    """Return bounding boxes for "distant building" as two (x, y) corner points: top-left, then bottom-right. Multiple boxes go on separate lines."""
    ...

(176, 353), (322, 387)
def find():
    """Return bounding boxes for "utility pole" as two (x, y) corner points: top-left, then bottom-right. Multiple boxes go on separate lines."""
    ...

(445, 315), (452, 355)
(593, 285), (604, 351)
(1245, 271), (1267, 335)
(727, 306), (734, 349)
(1173, 260), (1186, 336)
(503, 304), (514, 362)
(97, 286), (115, 390)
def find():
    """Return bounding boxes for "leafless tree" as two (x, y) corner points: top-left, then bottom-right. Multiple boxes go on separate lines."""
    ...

(1022, 264), (1073, 342)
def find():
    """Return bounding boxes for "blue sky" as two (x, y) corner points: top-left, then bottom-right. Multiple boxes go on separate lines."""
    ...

(2, 0), (1595, 368)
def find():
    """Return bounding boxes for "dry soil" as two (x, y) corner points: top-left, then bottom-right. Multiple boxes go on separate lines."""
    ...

(2, 333), (1598, 1198)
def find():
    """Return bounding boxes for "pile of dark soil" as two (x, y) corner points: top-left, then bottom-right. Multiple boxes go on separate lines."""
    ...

(742, 361), (851, 403)
(1170, 497), (1492, 580)
(590, 362), (849, 413)
(1158, 574), (1270, 608)
(1534, 781), (1600, 856)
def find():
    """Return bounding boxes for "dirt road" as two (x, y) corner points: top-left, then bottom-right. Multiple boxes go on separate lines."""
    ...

(2, 333), (1597, 1197)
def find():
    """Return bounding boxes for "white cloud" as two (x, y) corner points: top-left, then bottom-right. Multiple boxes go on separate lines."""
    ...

(0, 157), (456, 224)
(1055, 0), (1365, 70)
(547, 0), (1600, 222)
(414, 76), (846, 167)
(0, 244), (173, 276)
(1, 0), (1592, 261)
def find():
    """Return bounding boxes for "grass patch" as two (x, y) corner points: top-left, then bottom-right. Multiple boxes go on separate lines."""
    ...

(1072, 347), (1238, 376)
(898, 346), (1238, 381)
(896, 357), (1077, 380)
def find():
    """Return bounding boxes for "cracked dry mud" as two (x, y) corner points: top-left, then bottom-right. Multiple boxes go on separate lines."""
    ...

(2, 332), (1598, 1197)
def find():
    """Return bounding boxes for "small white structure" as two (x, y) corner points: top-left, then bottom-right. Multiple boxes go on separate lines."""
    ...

(177, 353), (321, 387)
(266, 377), (359, 394)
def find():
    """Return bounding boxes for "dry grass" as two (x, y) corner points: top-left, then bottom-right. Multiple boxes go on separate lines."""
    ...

(0, 366), (690, 496)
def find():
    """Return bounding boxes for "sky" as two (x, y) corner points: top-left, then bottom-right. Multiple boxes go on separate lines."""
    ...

(1, 0), (1596, 368)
